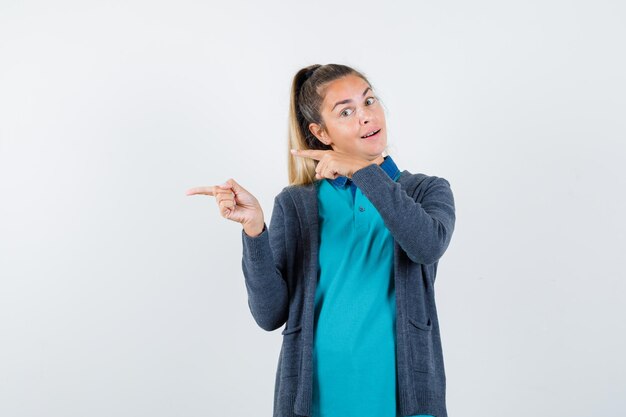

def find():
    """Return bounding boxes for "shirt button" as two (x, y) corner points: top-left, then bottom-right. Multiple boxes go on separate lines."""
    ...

(359, 206), (365, 212)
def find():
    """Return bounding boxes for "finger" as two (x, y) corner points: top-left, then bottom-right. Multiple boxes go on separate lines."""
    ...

(291, 149), (326, 161)
(326, 161), (340, 179)
(218, 200), (235, 217)
(221, 178), (247, 196)
(316, 157), (329, 178)
(217, 194), (233, 215)
(220, 204), (232, 218)
(315, 158), (335, 179)
(215, 190), (234, 206)
(215, 184), (233, 198)
(218, 199), (235, 212)
(186, 186), (217, 196)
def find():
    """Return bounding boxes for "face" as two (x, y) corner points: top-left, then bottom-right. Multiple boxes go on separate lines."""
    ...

(309, 74), (387, 162)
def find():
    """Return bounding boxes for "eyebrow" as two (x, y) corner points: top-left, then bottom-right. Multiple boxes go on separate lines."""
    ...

(331, 87), (372, 112)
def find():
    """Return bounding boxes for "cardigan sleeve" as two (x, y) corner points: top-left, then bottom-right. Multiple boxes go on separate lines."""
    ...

(351, 163), (456, 265)
(240, 194), (289, 331)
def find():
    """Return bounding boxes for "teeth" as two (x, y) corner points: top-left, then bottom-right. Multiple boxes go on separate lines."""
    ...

(362, 129), (379, 138)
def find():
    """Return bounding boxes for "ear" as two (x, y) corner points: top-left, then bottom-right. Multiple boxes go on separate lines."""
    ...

(309, 122), (331, 146)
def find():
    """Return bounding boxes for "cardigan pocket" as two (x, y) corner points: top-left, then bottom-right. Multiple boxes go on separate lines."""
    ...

(280, 324), (302, 378)
(408, 317), (435, 373)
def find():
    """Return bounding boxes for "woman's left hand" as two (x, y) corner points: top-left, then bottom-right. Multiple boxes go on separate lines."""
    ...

(290, 149), (371, 180)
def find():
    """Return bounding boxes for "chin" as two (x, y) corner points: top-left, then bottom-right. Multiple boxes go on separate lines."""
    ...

(369, 143), (387, 155)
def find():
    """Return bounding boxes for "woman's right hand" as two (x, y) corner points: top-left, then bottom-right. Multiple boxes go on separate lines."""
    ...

(186, 179), (265, 236)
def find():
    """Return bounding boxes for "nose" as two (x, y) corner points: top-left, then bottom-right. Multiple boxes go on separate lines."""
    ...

(357, 106), (374, 124)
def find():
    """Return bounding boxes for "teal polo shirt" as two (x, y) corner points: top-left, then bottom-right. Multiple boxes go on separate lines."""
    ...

(312, 155), (433, 417)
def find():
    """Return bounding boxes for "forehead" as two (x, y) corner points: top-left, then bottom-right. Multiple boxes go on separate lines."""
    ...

(322, 75), (370, 103)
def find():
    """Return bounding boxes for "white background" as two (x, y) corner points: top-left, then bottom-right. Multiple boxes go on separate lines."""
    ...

(1, 1), (625, 416)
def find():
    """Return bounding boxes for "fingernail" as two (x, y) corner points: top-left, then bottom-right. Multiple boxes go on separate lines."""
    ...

(290, 149), (296, 154)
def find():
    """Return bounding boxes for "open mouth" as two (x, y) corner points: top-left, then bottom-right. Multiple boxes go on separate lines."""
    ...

(361, 128), (381, 139)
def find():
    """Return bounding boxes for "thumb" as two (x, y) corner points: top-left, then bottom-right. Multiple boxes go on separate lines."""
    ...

(219, 178), (245, 195)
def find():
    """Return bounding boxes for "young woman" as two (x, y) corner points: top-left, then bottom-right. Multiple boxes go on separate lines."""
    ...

(187, 64), (456, 417)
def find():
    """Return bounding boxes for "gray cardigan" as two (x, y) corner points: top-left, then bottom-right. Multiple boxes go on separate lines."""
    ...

(241, 161), (456, 417)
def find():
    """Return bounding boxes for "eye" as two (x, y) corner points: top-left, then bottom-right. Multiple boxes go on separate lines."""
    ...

(340, 97), (377, 117)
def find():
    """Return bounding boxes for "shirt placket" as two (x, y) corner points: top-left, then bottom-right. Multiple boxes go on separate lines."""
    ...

(348, 181), (368, 232)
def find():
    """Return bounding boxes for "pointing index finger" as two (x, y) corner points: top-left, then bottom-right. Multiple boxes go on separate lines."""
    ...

(186, 186), (217, 196)
(291, 149), (325, 160)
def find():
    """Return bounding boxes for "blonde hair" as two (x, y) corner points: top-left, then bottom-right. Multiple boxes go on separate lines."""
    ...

(286, 64), (388, 186)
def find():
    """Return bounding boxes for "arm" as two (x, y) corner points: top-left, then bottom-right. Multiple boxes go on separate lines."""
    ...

(240, 194), (289, 331)
(351, 163), (456, 265)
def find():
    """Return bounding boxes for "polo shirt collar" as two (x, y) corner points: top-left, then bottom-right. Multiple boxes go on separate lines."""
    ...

(329, 155), (400, 188)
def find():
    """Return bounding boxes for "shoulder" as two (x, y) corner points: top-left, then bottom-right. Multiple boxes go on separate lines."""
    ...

(398, 169), (452, 194)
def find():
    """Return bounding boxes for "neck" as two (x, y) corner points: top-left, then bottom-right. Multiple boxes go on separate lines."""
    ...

(370, 154), (385, 165)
